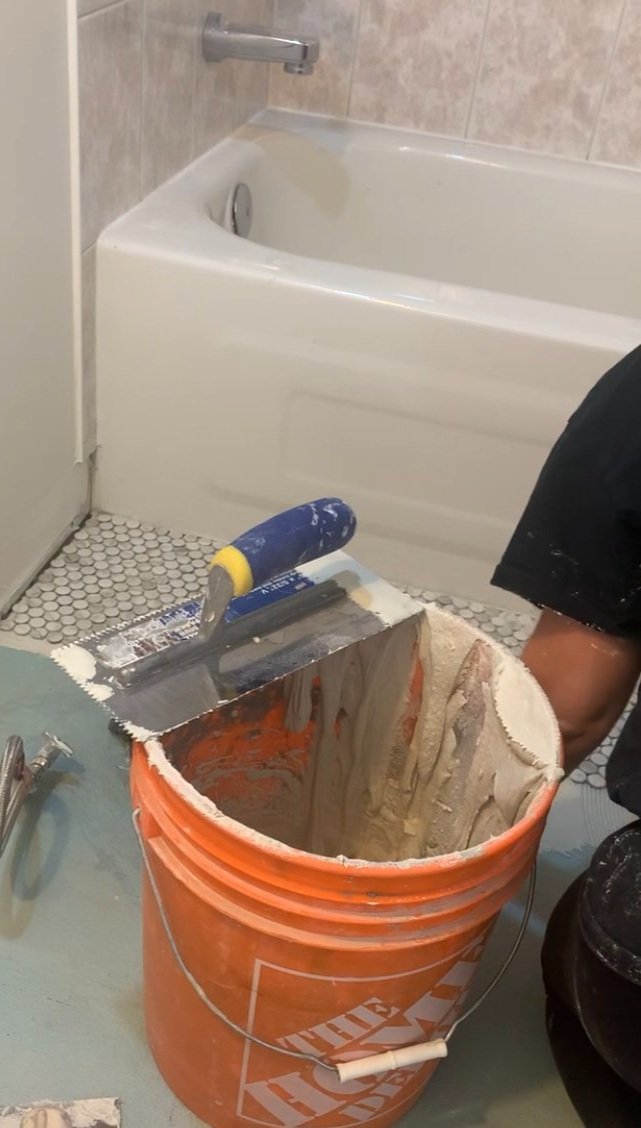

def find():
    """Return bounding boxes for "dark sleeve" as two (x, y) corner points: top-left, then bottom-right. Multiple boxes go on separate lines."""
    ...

(491, 345), (641, 637)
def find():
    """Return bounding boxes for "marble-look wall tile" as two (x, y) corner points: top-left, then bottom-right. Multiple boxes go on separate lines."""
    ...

(469, 0), (624, 157)
(591, 0), (641, 167)
(142, 0), (198, 195)
(81, 247), (97, 456)
(78, 0), (274, 455)
(78, 0), (123, 16)
(350, 0), (487, 136)
(234, 0), (276, 127)
(78, 0), (143, 249)
(192, 0), (240, 157)
(192, 0), (274, 159)
(269, 0), (360, 118)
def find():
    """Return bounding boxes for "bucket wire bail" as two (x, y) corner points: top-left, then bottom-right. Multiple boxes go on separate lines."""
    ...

(132, 807), (537, 1082)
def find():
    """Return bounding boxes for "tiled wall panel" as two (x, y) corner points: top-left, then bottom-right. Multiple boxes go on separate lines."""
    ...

(270, 0), (638, 171)
(77, 0), (275, 451)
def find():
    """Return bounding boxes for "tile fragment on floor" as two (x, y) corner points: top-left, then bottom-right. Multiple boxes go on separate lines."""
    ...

(0, 1099), (120, 1126)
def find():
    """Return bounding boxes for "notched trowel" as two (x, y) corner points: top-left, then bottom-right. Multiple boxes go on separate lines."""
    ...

(52, 499), (424, 738)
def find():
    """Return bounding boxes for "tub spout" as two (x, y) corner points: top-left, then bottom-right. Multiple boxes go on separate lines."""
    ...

(202, 11), (319, 75)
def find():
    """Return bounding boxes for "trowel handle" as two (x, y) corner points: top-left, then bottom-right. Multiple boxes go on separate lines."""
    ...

(210, 499), (356, 596)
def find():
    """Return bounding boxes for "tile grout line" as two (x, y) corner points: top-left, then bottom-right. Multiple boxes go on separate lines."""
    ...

(189, 0), (200, 162)
(266, 0), (278, 110)
(79, 0), (130, 21)
(464, 0), (492, 139)
(345, 0), (365, 120)
(586, 0), (627, 161)
(139, 0), (147, 199)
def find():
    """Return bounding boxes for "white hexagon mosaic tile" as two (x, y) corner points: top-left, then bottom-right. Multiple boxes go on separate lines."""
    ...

(0, 513), (214, 646)
(0, 511), (620, 788)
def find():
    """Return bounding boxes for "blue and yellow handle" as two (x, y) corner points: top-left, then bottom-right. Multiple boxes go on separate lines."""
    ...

(209, 498), (357, 597)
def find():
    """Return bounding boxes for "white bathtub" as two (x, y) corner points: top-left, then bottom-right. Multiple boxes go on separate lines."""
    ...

(95, 109), (641, 604)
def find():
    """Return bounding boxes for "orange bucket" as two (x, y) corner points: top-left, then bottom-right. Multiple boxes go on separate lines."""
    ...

(130, 610), (561, 1128)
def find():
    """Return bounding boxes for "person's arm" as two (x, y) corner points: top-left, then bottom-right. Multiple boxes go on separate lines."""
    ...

(520, 609), (641, 773)
(491, 348), (641, 773)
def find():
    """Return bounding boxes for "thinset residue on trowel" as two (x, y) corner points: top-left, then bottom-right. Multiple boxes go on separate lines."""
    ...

(0, 1099), (120, 1127)
(160, 605), (561, 863)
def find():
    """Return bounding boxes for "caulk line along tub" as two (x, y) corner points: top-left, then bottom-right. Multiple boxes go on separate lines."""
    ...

(130, 596), (562, 1128)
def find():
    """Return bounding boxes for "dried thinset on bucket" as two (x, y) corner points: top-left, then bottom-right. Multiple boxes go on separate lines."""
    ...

(164, 604), (559, 863)
(284, 608), (549, 860)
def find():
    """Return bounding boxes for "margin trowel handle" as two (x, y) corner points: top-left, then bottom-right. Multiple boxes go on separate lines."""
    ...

(210, 498), (357, 596)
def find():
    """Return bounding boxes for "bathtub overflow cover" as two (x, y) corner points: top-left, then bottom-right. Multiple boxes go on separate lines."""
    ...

(231, 183), (252, 238)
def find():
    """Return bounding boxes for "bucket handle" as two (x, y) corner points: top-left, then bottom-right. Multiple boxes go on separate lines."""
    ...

(132, 809), (536, 1082)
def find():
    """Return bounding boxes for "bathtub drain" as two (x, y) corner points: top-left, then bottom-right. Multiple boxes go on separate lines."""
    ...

(230, 183), (252, 238)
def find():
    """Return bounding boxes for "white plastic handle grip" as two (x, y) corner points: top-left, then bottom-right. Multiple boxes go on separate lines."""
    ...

(335, 1039), (448, 1083)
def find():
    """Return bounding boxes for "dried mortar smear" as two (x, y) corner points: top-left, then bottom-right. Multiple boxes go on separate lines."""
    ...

(0, 1100), (120, 1128)
(285, 605), (556, 861)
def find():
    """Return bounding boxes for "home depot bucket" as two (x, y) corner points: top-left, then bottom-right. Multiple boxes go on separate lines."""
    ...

(130, 604), (562, 1128)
